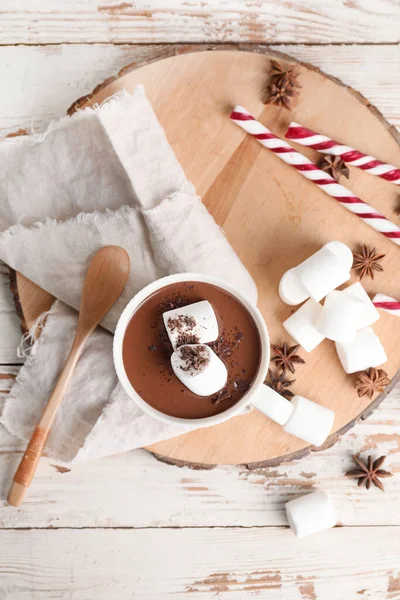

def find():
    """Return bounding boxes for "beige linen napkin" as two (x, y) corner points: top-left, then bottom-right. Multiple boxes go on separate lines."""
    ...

(0, 86), (257, 462)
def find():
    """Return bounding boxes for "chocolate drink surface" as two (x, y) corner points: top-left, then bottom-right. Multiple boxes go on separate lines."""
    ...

(122, 281), (262, 419)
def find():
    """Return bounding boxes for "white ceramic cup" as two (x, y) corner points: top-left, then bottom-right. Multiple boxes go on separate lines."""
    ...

(114, 272), (278, 428)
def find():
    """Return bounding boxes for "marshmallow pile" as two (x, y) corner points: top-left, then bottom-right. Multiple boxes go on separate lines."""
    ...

(279, 241), (387, 374)
(164, 301), (227, 396)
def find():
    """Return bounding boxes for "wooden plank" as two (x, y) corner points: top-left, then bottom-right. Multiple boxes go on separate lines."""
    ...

(0, 385), (398, 528)
(0, 44), (399, 142)
(0, 265), (22, 364)
(0, 527), (399, 599)
(0, 0), (399, 44)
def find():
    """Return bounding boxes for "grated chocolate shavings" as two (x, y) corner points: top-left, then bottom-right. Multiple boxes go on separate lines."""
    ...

(167, 314), (196, 332)
(176, 332), (200, 347)
(212, 390), (232, 405)
(208, 336), (232, 358)
(157, 293), (190, 315)
(178, 345), (210, 373)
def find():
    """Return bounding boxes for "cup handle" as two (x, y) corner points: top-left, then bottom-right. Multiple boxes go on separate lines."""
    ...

(251, 384), (294, 426)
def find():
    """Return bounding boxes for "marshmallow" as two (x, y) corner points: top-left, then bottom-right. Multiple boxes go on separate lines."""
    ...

(283, 298), (325, 352)
(279, 269), (309, 306)
(294, 245), (350, 302)
(316, 290), (364, 342)
(163, 301), (218, 350)
(251, 384), (294, 426)
(278, 241), (352, 306)
(283, 395), (335, 447)
(285, 491), (337, 538)
(171, 344), (227, 396)
(325, 240), (354, 272)
(343, 282), (380, 329)
(335, 328), (387, 374)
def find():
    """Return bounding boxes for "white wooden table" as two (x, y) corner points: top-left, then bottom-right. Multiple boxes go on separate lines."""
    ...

(1, 2), (400, 598)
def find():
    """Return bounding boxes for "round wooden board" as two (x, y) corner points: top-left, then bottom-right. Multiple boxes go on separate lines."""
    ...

(15, 46), (400, 467)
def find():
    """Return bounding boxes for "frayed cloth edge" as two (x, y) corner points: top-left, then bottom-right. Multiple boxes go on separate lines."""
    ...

(2, 87), (145, 146)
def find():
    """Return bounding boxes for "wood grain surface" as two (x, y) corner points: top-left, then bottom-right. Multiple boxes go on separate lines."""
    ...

(1, 526), (400, 599)
(15, 46), (400, 467)
(0, 19), (400, 599)
(1, 0), (399, 44)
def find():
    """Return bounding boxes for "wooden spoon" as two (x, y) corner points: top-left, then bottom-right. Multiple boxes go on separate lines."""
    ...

(7, 245), (130, 507)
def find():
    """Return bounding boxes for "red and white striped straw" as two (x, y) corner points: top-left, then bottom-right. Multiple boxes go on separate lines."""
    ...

(285, 121), (400, 185)
(230, 105), (400, 246)
(373, 293), (400, 317)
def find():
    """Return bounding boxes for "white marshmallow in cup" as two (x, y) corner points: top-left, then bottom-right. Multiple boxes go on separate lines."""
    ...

(335, 328), (387, 374)
(285, 491), (337, 538)
(163, 300), (218, 350)
(283, 298), (325, 352)
(283, 395), (335, 447)
(316, 290), (364, 343)
(171, 344), (227, 396)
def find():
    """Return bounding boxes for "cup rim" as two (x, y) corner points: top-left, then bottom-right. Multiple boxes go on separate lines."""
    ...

(113, 273), (270, 427)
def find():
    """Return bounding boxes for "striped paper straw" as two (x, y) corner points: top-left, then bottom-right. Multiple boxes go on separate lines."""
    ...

(285, 121), (400, 185)
(230, 106), (400, 246)
(373, 293), (400, 317)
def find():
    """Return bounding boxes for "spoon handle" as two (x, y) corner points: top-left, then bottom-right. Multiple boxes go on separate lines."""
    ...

(7, 335), (86, 507)
(7, 246), (130, 507)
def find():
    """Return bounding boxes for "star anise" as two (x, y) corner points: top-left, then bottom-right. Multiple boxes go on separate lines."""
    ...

(271, 342), (305, 374)
(345, 455), (392, 491)
(355, 368), (391, 399)
(264, 60), (301, 109)
(319, 155), (350, 182)
(266, 81), (299, 109)
(265, 368), (295, 399)
(269, 59), (301, 88)
(352, 245), (385, 280)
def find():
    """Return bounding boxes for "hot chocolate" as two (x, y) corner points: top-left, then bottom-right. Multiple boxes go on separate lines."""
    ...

(122, 281), (262, 419)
